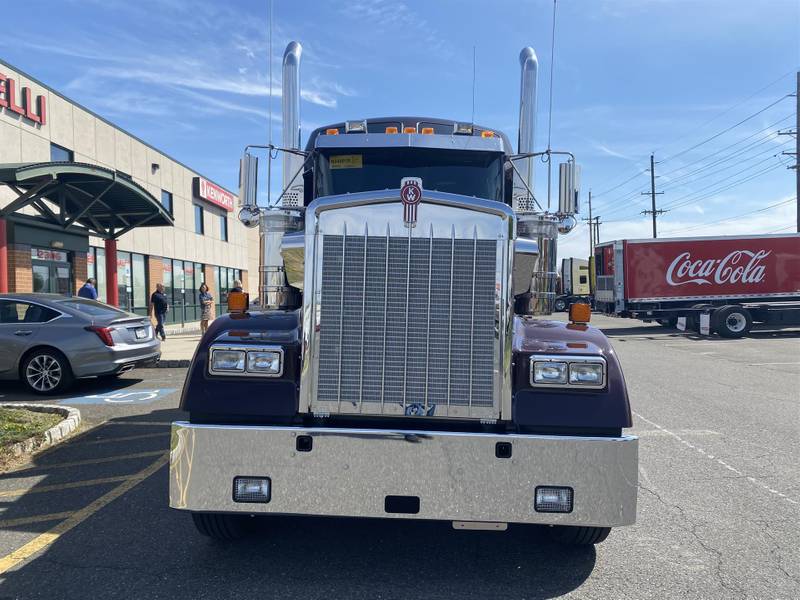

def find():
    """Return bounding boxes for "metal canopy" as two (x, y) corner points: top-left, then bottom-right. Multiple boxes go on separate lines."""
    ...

(0, 162), (174, 239)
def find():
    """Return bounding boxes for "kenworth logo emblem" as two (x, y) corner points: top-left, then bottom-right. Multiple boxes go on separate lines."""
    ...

(400, 177), (422, 228)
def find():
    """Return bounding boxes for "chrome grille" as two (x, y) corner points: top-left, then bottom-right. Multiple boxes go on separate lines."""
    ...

(316, 232), (497, 415)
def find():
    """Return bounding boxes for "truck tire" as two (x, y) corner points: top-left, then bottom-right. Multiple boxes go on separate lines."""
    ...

(713, 305), (752, 338)
(554, 298), (568, 312)
(549, 525), (611, 545)
(191, 512), (251, 540)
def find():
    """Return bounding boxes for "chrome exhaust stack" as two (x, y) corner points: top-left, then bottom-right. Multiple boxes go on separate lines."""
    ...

(257, 41), (304, 309)
(513, 46), (558, 316)
(281, 41), (304, 208)
(513, 47), (538, 213)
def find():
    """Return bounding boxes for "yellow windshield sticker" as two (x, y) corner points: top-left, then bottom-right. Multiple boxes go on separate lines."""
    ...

(330, 155), (363, 169)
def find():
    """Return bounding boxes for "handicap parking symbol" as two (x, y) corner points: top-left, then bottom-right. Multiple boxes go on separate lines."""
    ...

(60, 388), (178, 405)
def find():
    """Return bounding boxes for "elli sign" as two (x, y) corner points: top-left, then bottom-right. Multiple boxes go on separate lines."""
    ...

(193, 177), (234, 212)
(0, 73), (46, 125)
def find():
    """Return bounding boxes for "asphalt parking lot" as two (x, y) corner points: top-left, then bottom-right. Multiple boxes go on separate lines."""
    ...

(0, 315), (797, 599)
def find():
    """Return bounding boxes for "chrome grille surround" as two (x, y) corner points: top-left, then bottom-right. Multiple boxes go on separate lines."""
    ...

(300, 190), (515, 420)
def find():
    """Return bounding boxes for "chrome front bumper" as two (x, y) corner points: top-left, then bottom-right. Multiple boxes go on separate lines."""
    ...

(169, 423), (638, 527)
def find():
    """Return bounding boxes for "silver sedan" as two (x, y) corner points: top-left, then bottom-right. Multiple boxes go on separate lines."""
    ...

(0, 293), (161, 394)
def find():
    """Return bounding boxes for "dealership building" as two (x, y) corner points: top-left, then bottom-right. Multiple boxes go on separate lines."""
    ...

(0, 58), (258, 324)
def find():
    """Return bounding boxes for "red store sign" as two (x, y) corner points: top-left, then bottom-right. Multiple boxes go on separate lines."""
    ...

(0, 73), (47, 125)
(193, 177), (234, 212)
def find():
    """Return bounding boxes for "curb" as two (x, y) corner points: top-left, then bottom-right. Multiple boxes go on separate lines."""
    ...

(0, 403), (81, 457)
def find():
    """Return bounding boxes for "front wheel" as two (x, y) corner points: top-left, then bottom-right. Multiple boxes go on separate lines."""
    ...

(548, 525), (611, 545)
(191, 512), (252, 540)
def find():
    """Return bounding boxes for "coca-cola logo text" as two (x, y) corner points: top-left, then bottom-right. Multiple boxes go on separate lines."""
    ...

(666, 250), (770, 286)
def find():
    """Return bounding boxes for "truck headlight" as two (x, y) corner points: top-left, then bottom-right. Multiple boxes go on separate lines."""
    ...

(529, 355), (606, 389)
(247, 350), (282, 375)
(569, 362), (604, 385)
(209, 344), (284, 377)
(210, 349), (245, 372)
(533, 361), (568, 384)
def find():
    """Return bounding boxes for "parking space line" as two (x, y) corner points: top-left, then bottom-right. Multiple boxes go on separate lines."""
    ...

(15, 450), (164, 472)
(748, 362), (800, 366)
(0, 512), (75, 528)
(105, 421), (172, 427)
(77, 432), (168, 446)
(0, 476), (131, 498)
(0, 454), (168, 575)
(633, 411), (798, 506)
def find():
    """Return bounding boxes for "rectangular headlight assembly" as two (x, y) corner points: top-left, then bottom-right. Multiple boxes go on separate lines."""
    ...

(209, 344), (284, 377)
(529, 355), (606, 389)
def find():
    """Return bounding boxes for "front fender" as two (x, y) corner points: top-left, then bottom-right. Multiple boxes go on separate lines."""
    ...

(511, 317), (632, 431)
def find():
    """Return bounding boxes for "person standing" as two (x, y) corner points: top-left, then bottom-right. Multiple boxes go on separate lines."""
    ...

(150, 283), (169, 341)
(199, 283), (213, 334)
(78, 278), (98, 300)
(230, 279), (243, 293)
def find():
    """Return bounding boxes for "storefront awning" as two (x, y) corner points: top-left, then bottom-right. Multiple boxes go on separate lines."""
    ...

(0, 162), (174, 239)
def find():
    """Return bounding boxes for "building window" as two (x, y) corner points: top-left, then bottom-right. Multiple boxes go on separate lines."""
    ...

(50, 143), (73, 162)
(161, 190), (173, 215)
(194, 205), (204, 235)
(220, 215), (228, 242)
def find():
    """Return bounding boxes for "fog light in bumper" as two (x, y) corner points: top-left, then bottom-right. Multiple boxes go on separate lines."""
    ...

(233, 477), (271, 503)
(534, 486), (573, 513)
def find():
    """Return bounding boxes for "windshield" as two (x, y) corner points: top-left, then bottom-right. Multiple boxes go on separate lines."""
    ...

(56, 298), (129, 319)
(315, 148), (504, 202)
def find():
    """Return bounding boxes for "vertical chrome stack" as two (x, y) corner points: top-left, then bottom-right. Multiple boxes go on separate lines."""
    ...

(514, 45), (559, 316)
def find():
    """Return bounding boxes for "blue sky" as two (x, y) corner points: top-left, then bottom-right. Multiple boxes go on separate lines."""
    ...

(3, 0), (799, 258)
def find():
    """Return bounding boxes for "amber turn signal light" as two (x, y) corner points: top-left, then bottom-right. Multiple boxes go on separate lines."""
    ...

(569, 302), (591, 324)
(227, 291), (250, 313)
(325, 128), (339, 135)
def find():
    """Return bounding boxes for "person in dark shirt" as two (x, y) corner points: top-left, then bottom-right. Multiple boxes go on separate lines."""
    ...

(230, 279), (243, 293)
(198, 283), (213, 334)
(77, 278), (98, 300)
(150, 283), (169, 341)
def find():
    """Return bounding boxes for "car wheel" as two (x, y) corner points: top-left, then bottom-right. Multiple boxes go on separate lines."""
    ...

(554, 299), (567, 312)
(549, 525), (611, 545)
(713, 305), (752, 338)
(22, 349), (74, 395)
(191, 512), (251, 540)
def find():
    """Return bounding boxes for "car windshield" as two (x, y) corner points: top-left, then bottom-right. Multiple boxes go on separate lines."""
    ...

(315, 147), (504, 202)
(55, 298), (128, 318)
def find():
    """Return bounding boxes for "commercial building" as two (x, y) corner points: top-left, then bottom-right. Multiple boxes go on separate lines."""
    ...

(0, 58), (255, 324)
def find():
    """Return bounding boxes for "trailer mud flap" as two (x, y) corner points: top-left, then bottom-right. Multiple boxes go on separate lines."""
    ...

(699, 312), (711, 335)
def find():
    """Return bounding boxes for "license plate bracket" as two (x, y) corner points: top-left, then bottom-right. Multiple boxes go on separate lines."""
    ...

(134, 327), (147, 340)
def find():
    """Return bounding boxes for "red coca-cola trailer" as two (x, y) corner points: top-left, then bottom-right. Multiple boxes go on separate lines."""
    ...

(594, 233), (800, 337)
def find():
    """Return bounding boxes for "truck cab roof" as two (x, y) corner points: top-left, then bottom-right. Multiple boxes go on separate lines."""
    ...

(306, 116), (514, 155)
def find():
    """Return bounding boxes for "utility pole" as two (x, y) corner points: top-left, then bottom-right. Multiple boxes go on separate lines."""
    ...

(779, 72), (800, 232)
(583, 189), (594, 258)
(593, 215), (602, 245)
(641, 153), (666, 238)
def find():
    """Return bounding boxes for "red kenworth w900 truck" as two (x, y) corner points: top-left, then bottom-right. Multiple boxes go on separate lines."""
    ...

(594, 233), (800, 337)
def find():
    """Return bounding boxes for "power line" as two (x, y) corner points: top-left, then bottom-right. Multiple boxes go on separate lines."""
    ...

(660, 94), (791, 164)
(653, 69), (798, 155)
(660, 198), (795, 235)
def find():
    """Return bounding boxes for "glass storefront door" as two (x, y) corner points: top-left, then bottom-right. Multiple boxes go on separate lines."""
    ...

(31, 248), (72, 295)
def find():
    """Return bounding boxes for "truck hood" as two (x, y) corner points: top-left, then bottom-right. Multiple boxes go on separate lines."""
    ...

(512, 316), (611, 357)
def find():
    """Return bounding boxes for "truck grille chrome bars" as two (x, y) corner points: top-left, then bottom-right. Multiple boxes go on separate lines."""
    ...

(315, 228), (497, 416)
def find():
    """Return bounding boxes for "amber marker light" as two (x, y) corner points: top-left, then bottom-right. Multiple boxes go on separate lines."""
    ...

(481, 130), (495, 138)
(325, 128), (339, 135)
(227, 291), (250, 313)
(403, 126), (416, 134)
(569, 302), (591, 324)
(385, 126), (399, 134)
(420, 127), (434, 135)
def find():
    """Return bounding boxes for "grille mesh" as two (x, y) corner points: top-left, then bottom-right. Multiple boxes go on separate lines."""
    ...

(317, 233), (497, 413)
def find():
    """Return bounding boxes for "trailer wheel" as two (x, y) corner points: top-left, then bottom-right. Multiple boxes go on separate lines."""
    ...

(549, 525), (611, 545)
(713, 305), (752, 338)
(554, 298), (568, 312)
(191, 512), (252, 540)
